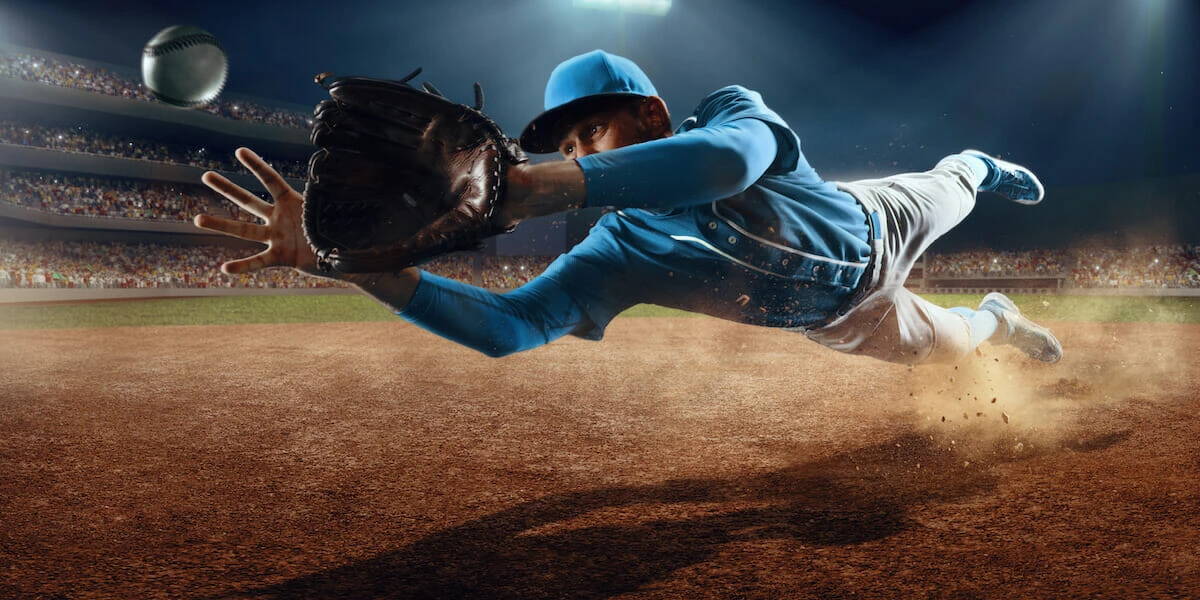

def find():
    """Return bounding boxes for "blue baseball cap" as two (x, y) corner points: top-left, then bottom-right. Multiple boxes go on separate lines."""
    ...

(519, 49), (658, 154)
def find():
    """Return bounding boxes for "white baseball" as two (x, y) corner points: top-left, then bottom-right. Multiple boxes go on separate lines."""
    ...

(141, 25), (228, 108)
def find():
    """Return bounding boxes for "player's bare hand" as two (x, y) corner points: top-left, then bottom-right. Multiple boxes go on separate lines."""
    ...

(192, 147), (335, 278)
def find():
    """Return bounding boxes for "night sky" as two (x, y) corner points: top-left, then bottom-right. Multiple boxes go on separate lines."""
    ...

(3, 0), (1198, 246)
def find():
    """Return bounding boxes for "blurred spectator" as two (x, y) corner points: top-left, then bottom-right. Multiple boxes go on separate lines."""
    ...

(428, 255), (473, 281)
(925, 246), (1200, 288)
(0, 119), (306, 178)
(0, 169), (246, 222)
(0, 51), (310, 129)
(0, 238), (554, 290)
(926, 249), (1065, 277)
(0, 239), (343, 289)
(1070, 245), (1200, 288)
(480, 256), (553, 288)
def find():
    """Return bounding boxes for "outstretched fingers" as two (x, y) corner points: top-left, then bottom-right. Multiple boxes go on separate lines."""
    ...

(193, 214), (269, 243)
(220, 249), (277, 275)
(201, 171), (273, 220)
(235, 147), (291, 200)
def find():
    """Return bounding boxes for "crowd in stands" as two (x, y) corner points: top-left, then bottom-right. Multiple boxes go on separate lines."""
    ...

(3, 237), (1200, 291)
(925, 246), (1200, 288)
(0, 239), (342, 289)
(0, 239), (554, 290)
(0, 169), (259, 222)
(925, 249), (1065, 277)
(480, 256), (554, 288)
(429, 255), (474, 282)
(0, 120), (307, 178)
(0, 51), (309, 129)
(1070, 245), (1200, 288)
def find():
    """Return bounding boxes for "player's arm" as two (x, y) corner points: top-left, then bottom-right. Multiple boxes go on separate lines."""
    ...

(503, 159), (588, 221)
(392, 270), (588, 357)
(503, 117), (778, 220)
(194, 147), (582, 357)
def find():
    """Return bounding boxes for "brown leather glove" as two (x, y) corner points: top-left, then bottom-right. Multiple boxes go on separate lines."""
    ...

(303, 69), (528, 273)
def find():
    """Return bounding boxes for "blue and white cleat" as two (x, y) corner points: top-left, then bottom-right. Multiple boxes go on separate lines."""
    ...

(962, 149), (1045, 206)
(979, 292), (1062, 363)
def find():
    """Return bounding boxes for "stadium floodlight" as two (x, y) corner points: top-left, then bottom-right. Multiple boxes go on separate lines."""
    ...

(573, 0), (671, 16)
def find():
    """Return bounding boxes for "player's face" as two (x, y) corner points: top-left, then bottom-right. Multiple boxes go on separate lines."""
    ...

(557, 98), (669, 160)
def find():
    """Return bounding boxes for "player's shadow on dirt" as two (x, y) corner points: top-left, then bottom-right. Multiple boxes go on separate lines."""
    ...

(232, 430), (1126, 600)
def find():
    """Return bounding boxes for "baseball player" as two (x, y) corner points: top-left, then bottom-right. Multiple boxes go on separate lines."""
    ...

(194, 49), (1061, 365)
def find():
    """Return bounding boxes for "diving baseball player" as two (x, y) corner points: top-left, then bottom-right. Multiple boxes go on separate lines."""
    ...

(194, 49), (1062, 365)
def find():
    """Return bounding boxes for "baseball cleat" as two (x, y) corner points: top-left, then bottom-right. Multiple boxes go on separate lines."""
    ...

(979, 292), (1062, 363)
(962, 149), (1045, 206)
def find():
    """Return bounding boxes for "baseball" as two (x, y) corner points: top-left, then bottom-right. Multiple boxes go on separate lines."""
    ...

(141, 25), (228, 108)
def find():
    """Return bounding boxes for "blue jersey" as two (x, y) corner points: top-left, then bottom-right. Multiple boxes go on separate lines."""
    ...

(540, 85), (872, 339)
(399, 84), (877, 356)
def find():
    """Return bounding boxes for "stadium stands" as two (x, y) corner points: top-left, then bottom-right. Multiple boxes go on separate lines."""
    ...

(0, 119), (307, 178)
(0, 168), (251, 222)
(1071, 245), (1200, 288)
(0, 50), (310, 129)
(0, 239), (549, 290)
(921, 246), (1200, 289)
(480, 256), (555, 288)
(925, 249), (1064, 277)
(3, 236), (1199, 292)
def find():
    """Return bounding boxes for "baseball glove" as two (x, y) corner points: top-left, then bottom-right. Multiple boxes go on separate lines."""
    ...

(303, 68), (528, 273)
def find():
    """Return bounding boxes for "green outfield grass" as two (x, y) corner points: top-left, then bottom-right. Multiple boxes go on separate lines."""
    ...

(1, 293), (1199, 330)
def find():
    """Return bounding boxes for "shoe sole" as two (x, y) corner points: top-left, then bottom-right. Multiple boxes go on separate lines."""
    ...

(962, 149), (1044, 206)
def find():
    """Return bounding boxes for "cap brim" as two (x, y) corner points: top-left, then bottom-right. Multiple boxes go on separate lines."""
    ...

(518, 92), (647, 154)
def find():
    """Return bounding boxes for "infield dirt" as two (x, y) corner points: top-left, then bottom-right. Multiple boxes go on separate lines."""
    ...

(2, 317), (1198, 599)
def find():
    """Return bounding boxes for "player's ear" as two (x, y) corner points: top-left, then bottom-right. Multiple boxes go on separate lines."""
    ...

(641, 96), (670, 136)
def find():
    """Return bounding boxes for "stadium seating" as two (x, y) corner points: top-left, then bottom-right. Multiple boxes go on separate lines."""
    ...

(0, 239), (551, 290)
(0, 120), (306, 178)
(0, 51), (309, 129)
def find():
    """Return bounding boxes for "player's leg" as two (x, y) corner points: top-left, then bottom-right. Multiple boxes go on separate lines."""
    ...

(897, 291), (1060, 363)
(817, 151), (1058, 364)
(977, 292), (1062, 362)
(900, 151), (1058, 361)
(956, 152), (991, 191)
(946, 305), (1000, 349)
(835, 286), (991, 364)
(852, 149), (1041, 256)
(961, 149), (1045, 206)
(848, 287), (1054, 364)
(844, 151), (986, 252)
(902, 151), (1056, 360)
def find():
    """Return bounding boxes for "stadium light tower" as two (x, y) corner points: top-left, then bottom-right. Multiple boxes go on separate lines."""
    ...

(572, 0), (671, 16)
